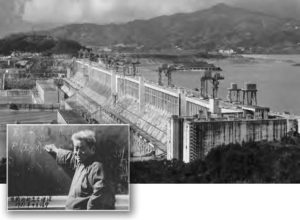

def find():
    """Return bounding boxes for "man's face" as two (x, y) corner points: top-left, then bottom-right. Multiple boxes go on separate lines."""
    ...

(73, 139), (95, 163)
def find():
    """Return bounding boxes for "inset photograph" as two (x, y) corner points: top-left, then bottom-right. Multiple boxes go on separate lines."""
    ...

(7, 124), (130, 211)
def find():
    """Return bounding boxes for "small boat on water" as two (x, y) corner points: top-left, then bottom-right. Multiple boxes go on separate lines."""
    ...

(174, 61), (222, 71)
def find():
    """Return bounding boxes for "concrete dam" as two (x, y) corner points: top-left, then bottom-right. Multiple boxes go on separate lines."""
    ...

(61, 59), (297, 162)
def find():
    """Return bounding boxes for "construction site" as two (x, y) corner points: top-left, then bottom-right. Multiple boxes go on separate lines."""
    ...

(58, 54), (300, 163)
(0, 50), (299, 185)
(0, 51), (299, 164)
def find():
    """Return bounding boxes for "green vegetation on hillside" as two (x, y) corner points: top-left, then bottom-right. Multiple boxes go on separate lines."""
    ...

(131, 140), (300, 183)
(0, 33), (83, 56)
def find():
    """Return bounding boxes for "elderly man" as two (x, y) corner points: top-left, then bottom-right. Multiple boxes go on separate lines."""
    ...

(44, 130), (115, 210)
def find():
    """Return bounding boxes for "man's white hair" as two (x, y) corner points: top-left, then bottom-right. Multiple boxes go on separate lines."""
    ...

(71, 130), (96, 148)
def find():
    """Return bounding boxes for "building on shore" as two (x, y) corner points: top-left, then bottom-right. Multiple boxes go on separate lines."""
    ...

(35, 79), (61, 104)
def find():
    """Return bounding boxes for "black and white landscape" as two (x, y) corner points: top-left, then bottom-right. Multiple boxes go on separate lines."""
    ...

(0, 0), (299, 186)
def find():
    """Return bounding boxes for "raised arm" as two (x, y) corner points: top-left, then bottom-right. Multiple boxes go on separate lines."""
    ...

(44, 144), (76, 169)
(87, 162), (115, 210)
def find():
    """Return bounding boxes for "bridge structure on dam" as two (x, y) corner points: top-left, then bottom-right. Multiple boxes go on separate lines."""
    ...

(60, 58), (299, 162)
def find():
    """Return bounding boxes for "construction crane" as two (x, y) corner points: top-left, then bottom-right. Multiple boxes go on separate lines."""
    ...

(157, 62), (224, 94)
(158, 65), (165, 86)
(200, 70), (224, 99)
(200, 70), (212, 98)
(211, 72), (224, 98)
(131, 58), (140, 77)
(227, 83), (241, 103)
(157, 64), (176, 87)
(121, 57), (140, 77)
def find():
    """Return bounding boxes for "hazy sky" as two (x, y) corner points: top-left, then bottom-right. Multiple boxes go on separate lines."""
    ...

(1, 0), (298, 25)
(22, 0), (225, 23)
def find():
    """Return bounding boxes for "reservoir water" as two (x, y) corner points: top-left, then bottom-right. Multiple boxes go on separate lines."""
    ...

(141, 54), (300, 115)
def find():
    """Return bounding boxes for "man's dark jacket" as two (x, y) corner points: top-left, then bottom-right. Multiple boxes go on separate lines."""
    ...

(56, 149), (115, 210)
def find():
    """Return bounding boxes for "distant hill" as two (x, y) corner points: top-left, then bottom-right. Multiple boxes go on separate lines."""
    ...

(0, 18), (63, 39)
(0, 33), (83, 56)
(43, 3), (300, 54)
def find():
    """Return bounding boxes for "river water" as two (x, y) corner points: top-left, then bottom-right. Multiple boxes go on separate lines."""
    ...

(141, 54), (300, 115)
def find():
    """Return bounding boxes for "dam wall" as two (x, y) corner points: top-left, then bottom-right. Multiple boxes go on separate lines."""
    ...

(63, 61), (187, 155)
(168, 117), (287, 163)
(64, 61), (294, 161)
(73, 61), (217, 117)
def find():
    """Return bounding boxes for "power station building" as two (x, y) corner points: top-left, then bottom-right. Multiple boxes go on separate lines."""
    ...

(36, 80), (60, 104)
(168, 115), (287, 163)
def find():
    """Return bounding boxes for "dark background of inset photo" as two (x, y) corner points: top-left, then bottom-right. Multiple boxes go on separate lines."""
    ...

(7, 125), (129, 196)
(0, 125), (5, 183)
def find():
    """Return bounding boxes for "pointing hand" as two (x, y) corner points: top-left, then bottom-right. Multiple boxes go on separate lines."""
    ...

(44, 144), (58, 154)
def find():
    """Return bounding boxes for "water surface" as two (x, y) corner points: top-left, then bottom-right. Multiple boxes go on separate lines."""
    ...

(141, 54), (300, 115)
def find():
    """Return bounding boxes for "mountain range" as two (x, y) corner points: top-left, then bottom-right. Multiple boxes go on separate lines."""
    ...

(41, 3), (300, 54)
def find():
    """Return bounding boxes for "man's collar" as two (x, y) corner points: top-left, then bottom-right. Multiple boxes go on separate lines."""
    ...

(80, 155), (97, 166)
